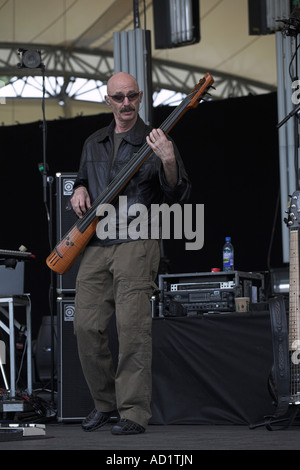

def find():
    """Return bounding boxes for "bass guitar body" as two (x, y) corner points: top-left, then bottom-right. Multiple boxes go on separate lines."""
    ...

(46, 219), (98, 274)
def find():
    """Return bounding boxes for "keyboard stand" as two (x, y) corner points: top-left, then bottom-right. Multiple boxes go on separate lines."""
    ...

(0, 295), (32, 401)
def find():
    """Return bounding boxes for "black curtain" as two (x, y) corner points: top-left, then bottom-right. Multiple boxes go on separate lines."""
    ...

(150, 312), (274, 425)
(0, 91), (282, 337)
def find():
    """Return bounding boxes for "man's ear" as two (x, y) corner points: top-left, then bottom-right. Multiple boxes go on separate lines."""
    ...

(105, 96), (111, 106)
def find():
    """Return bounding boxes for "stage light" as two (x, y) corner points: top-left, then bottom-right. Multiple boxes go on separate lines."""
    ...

(17, 49), (42, 69)
(153, 0), (200, 49)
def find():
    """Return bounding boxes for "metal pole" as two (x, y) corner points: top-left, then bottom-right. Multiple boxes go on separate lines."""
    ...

(113, 28), (152, 125)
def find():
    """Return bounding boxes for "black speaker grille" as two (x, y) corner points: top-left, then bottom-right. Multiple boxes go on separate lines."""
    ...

(56, 173), (81, 293)
(57, 298), (94, 422)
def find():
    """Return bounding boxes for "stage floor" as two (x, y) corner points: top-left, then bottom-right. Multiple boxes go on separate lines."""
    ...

(0, 422), (299, 451)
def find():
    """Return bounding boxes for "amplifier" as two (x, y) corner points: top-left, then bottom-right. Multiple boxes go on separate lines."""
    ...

(56, 297), (119, 422)
(56, 173), (80, 294)
(56, 297), (94, 422)
(158, 271), (264, 317)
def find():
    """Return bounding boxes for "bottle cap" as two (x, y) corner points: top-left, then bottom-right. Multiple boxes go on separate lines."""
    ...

(225, 236), (231, 242)
(211, 268), (220, 272)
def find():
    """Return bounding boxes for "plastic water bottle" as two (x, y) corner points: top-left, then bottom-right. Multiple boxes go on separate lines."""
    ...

(223, 236), (234, 271)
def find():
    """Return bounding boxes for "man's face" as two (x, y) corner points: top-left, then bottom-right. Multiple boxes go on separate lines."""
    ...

(106, 74), (143, 128)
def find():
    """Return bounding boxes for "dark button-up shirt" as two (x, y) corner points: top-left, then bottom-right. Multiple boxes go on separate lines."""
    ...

(74, 115), (191, 245)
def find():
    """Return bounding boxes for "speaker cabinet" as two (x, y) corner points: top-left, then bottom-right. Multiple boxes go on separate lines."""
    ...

(56, 173), (80, 294)
(56, 298), (119, 422)
(247, 0), (269, 35)
(57, 298), (94, 422)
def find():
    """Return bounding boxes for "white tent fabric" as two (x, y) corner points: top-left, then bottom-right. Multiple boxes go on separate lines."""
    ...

(0, 0), (279, 124)
(0, 0), (277, 84)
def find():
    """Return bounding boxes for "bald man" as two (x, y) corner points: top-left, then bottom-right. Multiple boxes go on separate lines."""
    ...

(71, 72), (191, 435)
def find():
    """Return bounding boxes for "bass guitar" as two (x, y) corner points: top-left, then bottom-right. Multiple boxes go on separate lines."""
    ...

(262, 191), (300, 428)
(286, 190), (300, 405)
(251, 191), (300, 429)
(46, 72), (214, 274)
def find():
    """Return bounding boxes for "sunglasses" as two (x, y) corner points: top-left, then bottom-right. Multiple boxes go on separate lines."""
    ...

(108, 91), (141, 103)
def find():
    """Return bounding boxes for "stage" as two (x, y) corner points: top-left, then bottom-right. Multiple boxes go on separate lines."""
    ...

(0, 422), (299, 451)
(2, 309), (299, 451)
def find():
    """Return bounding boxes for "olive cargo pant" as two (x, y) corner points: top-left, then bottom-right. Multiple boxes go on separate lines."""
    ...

(73, 239), (160, 428)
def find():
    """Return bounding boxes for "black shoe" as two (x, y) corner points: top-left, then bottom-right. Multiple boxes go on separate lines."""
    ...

(81, 408), (119, 432)
(111, 418), (145, 435)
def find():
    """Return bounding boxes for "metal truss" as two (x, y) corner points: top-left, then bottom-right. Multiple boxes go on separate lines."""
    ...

(0, 42), (276, 106)
(151, 58), (276, 99)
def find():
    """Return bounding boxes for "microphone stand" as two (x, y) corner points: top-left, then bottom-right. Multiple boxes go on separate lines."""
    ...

(40, 64), (56, 409)
(277, 102), (300, 129)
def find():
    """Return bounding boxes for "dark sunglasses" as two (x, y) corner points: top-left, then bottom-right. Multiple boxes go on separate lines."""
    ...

(108, 91), (141, 103)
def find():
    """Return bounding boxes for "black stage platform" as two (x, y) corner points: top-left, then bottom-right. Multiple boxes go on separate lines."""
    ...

(0, 422), (299, 451)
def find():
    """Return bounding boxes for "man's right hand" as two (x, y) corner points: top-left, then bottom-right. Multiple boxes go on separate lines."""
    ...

(70, 186), (91, 218)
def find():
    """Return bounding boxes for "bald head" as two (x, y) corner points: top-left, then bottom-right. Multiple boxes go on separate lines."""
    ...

(107, 72), (139, 96)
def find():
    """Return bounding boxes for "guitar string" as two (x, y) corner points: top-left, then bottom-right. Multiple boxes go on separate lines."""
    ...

(290, 229), (299, 400)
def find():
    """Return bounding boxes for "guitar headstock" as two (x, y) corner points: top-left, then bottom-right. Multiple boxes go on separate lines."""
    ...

(285, 190), (300, 228)
(187, 73), (215, 109)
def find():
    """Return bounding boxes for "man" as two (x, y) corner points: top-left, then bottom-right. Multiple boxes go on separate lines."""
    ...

(71, 72), (191, 435)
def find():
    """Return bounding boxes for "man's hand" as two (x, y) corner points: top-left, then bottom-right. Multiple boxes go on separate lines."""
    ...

(70, 186), (91, 218)
(146, 128), (178, 187)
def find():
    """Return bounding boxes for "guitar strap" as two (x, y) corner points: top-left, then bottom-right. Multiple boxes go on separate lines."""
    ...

(267, 296), (290, 421)
(249, 295), (296, 430)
